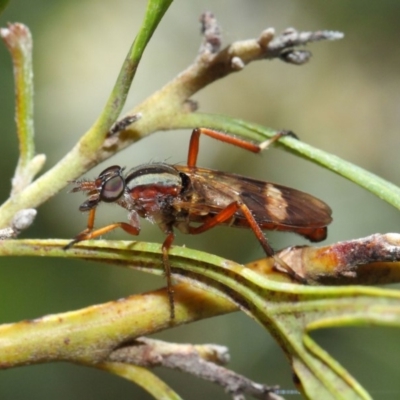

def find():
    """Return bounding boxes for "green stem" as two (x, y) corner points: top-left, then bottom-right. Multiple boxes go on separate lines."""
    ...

(81, 0), (174, 152)
(0, 0), (174, 228)
(169, 112), (400, 210)
(1, 24), (36, 183)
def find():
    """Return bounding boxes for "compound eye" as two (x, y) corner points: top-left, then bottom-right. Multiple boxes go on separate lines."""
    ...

(100, 174), (125, 202)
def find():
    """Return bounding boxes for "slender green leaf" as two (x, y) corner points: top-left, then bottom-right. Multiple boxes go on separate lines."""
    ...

(98, 363), (183, 400)
(169, 112), (400, 210)
(83, 0), (174, 151)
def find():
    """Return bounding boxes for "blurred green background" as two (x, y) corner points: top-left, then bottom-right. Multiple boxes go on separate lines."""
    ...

(1, 0), (400, 398)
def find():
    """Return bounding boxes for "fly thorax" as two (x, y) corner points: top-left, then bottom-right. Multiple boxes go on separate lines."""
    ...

(125, 163), (184, 224)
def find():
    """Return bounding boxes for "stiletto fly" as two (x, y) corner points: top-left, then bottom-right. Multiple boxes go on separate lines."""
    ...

(65, 128), (332, 318)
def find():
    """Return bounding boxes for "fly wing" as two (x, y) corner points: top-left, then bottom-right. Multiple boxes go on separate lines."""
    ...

(176, 166), (332, 241)
(239, 178), (332, 228)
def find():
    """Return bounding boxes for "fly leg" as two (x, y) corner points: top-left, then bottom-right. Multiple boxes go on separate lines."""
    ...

(188, 201), (306, 283)
(65, 208), (140, 249)
(187, 127), (296, 167)
(236, 202), (306, 283)
(161, 230), (176, 319)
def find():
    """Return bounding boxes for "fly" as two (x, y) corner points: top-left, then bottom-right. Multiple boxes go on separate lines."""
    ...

(65, 128), (332, 318)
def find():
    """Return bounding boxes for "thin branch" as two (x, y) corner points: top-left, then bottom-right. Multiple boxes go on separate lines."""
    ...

(119, 16), (343, 135)
(107, 337), (284, 400)
(0, 12), (342, 229)
(0, 24), (46, 196)
(1, 23), (35, 165)
(280, 233), (400, 284)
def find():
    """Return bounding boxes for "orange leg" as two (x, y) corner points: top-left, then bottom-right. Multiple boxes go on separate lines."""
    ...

(161, 231), (176, 319)
(64, 208), (140, 249)
(188, 201), (275, 255)
(188, 200), (305, 283)
(187, 127), (294, 168)
(65, 208), (179, 318)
